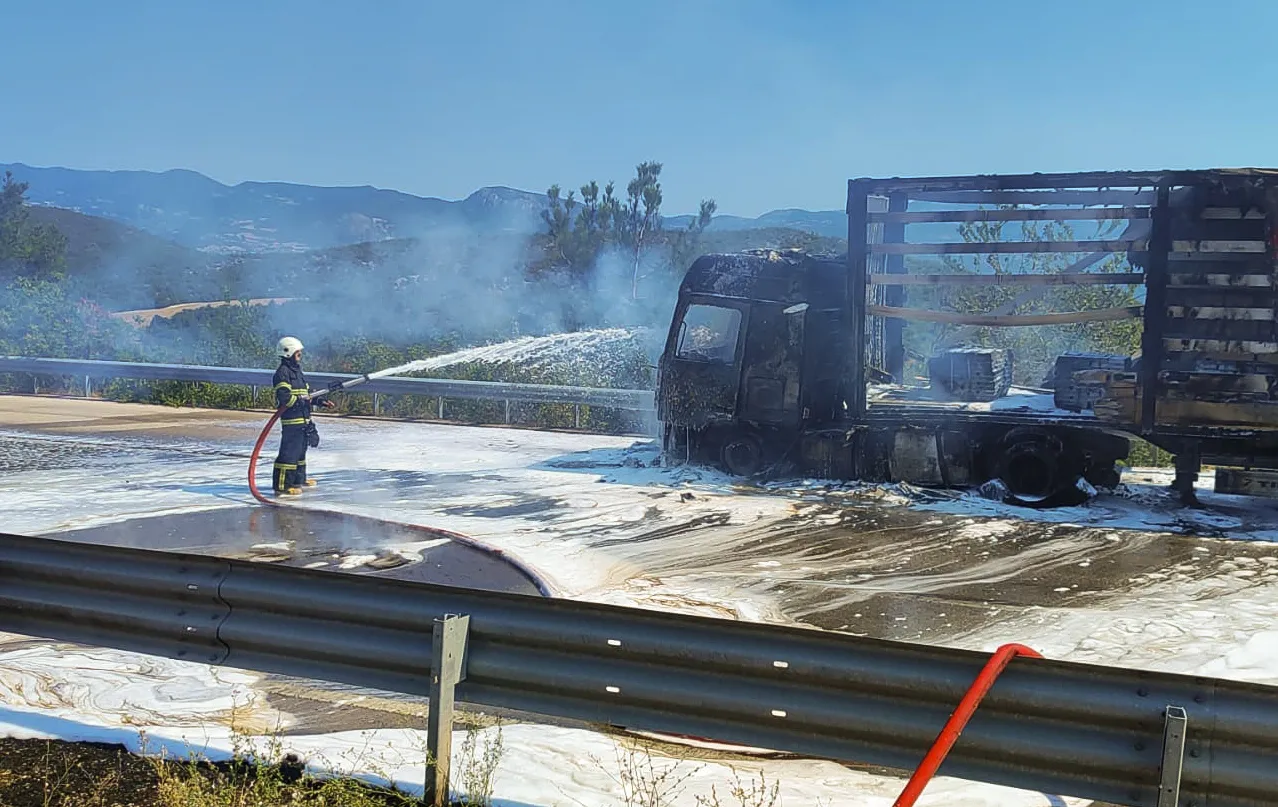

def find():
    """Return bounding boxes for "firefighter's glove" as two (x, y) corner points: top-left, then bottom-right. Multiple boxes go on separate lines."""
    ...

(305, 421), (321, 448)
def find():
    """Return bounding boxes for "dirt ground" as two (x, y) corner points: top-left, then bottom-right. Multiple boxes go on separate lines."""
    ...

(0, 738), (158, 807)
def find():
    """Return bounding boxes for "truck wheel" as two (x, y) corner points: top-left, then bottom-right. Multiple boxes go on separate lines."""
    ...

(721, 433), (764, 477)
(994, 431), (1062, 501)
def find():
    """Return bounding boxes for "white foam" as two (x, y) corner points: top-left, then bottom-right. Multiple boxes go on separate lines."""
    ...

(396, 327), (656, 376)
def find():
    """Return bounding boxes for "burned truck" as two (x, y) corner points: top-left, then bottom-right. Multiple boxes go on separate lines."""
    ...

(656, 169), (1278, 505)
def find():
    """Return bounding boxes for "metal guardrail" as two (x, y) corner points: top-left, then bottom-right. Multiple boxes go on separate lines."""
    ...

(0, 356), (655, 414)
(1, 531), (1275, 807)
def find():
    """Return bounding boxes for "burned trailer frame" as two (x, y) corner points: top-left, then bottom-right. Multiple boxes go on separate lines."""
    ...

(846, 169), (1278, 501)
(657, 169), (1278, 503)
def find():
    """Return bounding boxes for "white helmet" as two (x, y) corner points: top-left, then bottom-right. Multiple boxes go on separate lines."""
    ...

(277, 336), (304, 358)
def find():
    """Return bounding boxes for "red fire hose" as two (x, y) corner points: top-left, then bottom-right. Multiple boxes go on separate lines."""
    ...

(892, 642), (1044, 807)
(247, 406), (285, 506)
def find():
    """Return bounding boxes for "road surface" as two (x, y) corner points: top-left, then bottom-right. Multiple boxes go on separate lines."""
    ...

(1, 394), (1277, 805)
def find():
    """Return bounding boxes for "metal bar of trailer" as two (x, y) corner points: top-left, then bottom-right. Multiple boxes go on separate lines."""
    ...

(851, 170), (1171, 193)
(1141, 183), (1173, 434)
(869, 272), (1146, 286)
(869, 208), (1152, 224)
(846, 183), (870, 421)
(1163, 318), (1278, 341)
(911, 190), (1158, 206)
(1165, 286), (1278, 307)
(1167, 252), (1274, 267)
(883, 193), (907, 382)
(936, 251), (1111, 350)
(868, 304), (1143, 326)
(871, 240), (1144, 255)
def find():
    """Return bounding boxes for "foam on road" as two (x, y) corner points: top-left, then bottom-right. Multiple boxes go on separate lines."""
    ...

(2, 395), (1278, 805)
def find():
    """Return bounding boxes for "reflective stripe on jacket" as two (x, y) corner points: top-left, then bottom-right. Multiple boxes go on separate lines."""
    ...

(272, 357), (312, 423)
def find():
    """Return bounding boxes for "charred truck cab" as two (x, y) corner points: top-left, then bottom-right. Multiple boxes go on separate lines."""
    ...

(657, 251), (849, 476)
(658, 169), (1278, 506)
(658, 249), (1128, 502)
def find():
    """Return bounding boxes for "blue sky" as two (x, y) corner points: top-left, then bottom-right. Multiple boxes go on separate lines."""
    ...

(3, 0), (1275, 217)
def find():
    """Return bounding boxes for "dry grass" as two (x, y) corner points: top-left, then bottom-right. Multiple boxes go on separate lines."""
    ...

(0, 722), (506, 807)
(694, 770), (781, 807)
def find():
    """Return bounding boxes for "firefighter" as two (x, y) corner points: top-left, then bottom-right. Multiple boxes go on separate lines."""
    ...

(271, 336), (335, 495)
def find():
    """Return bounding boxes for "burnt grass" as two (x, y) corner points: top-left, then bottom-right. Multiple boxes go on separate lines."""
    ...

(0, 737), (422, 807)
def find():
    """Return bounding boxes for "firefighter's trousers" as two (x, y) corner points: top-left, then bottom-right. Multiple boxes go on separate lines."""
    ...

(273, 422), (309, 491)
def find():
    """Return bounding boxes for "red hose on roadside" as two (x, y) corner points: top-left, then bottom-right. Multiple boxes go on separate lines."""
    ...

(247, 407), (285, 506)
(892, 642), (1043, 807)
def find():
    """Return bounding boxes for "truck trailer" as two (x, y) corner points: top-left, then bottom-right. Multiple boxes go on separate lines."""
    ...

(656, 169), (1278, 506)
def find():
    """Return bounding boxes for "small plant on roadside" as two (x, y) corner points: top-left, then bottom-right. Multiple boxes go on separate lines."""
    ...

(454, 721), (504, 807)
(592, 740), (701, 807)
(695, 769), (781, 807)
(138, 727), (417, 807)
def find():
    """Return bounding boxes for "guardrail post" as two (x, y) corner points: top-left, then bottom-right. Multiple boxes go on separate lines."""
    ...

(425, 613), (470, 807)
(438, 396), (445, 420)
(1158, 705), (1188, 807)
(84, 375), (91, 398)
(251, 384), (258, 404)
(574, 404), (581, 429)
(504, 399), (511, 424)
(374, 392), (381, 416)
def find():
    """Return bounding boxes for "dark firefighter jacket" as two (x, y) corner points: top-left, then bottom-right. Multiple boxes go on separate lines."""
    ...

(272, 357), (312, 425)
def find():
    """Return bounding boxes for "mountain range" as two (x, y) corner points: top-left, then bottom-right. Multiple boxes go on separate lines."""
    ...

(2, 162), (848, 254)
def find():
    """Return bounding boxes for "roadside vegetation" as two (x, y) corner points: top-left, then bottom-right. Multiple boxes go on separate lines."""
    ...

(0, 727), (800, 807)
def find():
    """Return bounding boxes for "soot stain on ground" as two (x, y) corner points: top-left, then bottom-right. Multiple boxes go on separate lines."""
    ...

(45, 506), (542, 597)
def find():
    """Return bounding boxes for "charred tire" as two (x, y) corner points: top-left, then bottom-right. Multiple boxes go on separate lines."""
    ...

(993, 429), (1064, 501)
(1084, 462), (1122, 489)
(721, 433), (765, 477)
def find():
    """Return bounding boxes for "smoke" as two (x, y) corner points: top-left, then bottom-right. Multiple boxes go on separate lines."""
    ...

(238, 219), (688, 375)
(1, 197), (698, 389)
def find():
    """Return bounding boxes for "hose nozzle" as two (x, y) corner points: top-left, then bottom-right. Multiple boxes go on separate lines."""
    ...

(315, 373), (372, 399)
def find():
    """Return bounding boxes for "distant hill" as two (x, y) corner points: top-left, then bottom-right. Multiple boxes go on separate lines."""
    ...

(23, 206), (225, 310)
(3, 162), (550, 254)
(4, 162), (850, 252)
(671, 208), (849, 239)
(26, 205), (210, 275)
